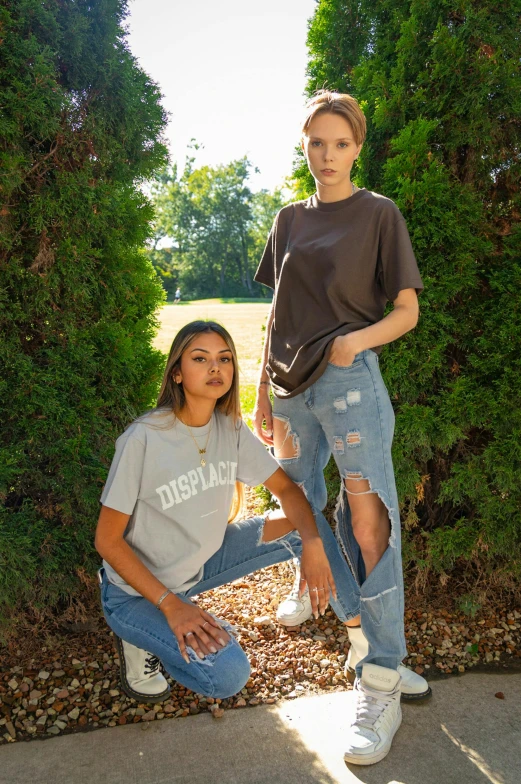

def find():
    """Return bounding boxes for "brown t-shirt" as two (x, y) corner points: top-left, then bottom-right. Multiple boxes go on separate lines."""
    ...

(254, 189), (424, 399)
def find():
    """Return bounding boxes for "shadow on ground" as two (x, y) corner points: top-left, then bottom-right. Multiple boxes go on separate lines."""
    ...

(1, 672), (519, 784)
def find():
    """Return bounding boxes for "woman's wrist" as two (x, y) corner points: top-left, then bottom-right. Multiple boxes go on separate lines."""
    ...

(159, 591), (184, 615)
(342, 331), (365, 354)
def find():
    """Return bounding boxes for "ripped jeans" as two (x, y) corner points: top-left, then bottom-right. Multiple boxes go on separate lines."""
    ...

(100, 510), (360, 699)
(272, 349), (407, 676)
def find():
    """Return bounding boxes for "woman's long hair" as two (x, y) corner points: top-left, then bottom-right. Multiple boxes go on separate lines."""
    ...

(154, 320), (244, 522)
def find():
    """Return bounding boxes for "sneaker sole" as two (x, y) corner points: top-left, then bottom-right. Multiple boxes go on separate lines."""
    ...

(343, 666), (432, 702)
(276, 612), (313, 627)
(343, 710), (402, 766)
(115, 635), (171, 704)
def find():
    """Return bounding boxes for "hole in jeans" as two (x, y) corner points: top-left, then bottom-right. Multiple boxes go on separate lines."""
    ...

(273, 416), (300, 459)
(346, 430), (362, 447)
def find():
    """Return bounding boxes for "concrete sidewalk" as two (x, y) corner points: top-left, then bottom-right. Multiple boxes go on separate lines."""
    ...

(1, 672), (519, 784)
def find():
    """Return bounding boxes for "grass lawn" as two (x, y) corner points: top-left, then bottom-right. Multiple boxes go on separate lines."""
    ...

(153, 300), (271, 426)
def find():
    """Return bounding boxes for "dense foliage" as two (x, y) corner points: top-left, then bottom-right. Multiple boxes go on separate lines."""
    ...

(149, 152), (285, 299)
(301, 0), (521, 592)
(0, 0), (168, 625)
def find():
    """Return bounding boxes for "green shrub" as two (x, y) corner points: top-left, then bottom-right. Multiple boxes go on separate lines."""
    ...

(0, 0), (168, 627)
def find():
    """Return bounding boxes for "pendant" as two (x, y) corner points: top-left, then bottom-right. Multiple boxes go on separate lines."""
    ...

(201, 458), (206, 467)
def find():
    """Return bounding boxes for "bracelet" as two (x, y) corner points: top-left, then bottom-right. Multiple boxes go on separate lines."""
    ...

(259, 381), (270, 386)
(155, 588), (172, 609)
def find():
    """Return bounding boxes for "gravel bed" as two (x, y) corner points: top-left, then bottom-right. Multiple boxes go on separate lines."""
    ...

(2, 490), (520, 744)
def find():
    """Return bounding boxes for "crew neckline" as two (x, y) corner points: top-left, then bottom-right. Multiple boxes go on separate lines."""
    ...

(311, 188), (367, 212)
(176, 412), (215, 435)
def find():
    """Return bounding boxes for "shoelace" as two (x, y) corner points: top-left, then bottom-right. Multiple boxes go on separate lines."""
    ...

(143, 654), (160, 676)
(353, 680), (396, 728)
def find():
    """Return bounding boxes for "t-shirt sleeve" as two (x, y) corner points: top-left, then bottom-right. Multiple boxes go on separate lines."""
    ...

(235, 421), (279, 487)
(378, 217), (424, 302)
(100, 434), (145, 515)
(254, 212), (280, 289)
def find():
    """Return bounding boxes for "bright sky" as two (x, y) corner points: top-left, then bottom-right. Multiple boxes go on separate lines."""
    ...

(125, 0), (317, 192)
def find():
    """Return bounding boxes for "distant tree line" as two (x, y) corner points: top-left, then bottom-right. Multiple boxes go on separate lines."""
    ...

(147, 150), (284, 300)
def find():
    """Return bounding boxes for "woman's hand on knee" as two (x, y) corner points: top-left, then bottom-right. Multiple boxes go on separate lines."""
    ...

(162, 598), (230, 663)
(253, 388), (273, 446)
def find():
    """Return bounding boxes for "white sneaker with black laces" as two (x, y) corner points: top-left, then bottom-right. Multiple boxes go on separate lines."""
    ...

(276, 559), (314, 626)
(115, 635), (171, 703)
(344, 663), (402, 766)
(344, 625), (432, 702)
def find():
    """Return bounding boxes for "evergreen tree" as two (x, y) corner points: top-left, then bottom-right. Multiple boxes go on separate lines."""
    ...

(0, 0), (168, 625)
(301, 0), (521, 588)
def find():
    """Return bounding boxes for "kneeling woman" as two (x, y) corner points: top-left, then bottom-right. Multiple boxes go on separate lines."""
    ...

(95, 321), (360, 702)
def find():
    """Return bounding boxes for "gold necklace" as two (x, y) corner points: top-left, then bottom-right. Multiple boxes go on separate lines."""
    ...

(182, 416), (213, 467)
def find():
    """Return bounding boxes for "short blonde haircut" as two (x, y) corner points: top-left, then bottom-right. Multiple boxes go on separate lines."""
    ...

(302, 90), (366, 147)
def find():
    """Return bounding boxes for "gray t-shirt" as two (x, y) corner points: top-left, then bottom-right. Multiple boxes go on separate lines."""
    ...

(100, 410), (278, 596)
(254, 189), (424, 398)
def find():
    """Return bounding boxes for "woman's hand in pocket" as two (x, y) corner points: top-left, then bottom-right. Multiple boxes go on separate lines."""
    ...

(329, 334), (358, 368)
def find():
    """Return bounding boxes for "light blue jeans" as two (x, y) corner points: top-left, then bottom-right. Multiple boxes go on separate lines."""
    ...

(100, 510), (360, 699)
(272, 350), (408, 677)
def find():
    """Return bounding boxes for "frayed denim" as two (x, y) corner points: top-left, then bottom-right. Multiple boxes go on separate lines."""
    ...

(273, 350), (407, 676)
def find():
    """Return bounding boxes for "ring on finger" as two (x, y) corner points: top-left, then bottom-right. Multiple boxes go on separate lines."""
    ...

(185, 631), (195, 637)
(202, 622), (210, 629)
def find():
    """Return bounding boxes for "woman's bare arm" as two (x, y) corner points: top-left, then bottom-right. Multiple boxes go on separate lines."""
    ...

(95, 505), (186, 609)
(95, 506), (229, 659)
(253, 302), (274, 445)
(330, 288), (419, 366)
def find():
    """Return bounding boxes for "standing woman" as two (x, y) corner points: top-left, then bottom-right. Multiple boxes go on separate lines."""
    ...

(253, 91), (429, 765)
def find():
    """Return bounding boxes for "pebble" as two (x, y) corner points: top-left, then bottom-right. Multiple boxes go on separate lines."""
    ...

(253, 616), (272, 626)
(38, 671), (50, 681)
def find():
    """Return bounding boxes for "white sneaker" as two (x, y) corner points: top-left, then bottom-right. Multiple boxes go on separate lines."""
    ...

(115, 635), (171, 703)
(344, 625), (432, 701)
(344, 663), (402, 766)
(276, 559), (314, 626)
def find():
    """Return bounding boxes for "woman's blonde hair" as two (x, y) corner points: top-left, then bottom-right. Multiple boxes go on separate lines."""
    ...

(154, 320), (245, 522)
(301, 90), (366, 147)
